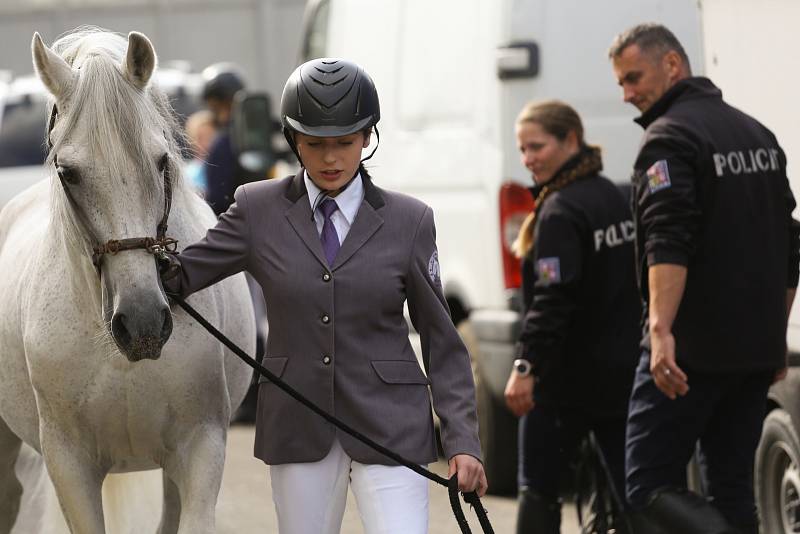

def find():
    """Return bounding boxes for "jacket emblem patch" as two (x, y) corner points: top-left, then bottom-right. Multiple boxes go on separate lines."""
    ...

(428, 250), (441, 286)
(646, 159), (671, 193)
(536, 257), (561, 285)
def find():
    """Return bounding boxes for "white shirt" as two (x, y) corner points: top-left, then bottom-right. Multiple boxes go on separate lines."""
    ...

(304, 170), (365, 245)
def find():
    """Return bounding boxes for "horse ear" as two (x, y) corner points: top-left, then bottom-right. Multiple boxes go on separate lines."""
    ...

(122, 32), (157, 91)
(31, 32), (75, 101)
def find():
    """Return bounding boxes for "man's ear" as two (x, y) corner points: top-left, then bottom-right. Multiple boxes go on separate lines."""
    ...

(663, 50), (684, 82)
(362, 131), (372, 148)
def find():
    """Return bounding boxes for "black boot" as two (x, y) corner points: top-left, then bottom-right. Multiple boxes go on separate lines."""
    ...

(516, 488), (560, 534)
(641, 489), (739, 534)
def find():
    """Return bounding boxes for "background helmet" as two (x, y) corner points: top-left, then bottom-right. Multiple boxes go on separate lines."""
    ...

(201, 62), (246, 102)
(280, 58), (380, 155)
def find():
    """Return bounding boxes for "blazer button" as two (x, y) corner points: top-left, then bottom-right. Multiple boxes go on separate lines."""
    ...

(321, 314), (330, 324)
(322, 273), (331, 282)
(322, 355), (332, 365)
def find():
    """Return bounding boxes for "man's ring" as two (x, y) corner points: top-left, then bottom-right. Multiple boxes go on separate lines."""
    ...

(664, 368), (671, 376)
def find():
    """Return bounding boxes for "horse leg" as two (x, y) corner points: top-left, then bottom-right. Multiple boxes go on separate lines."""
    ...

(0, 418), (23, 534)
(158, 471), (182, 534)
(164, 428), (227, 534)
(40, 429), (106, 534)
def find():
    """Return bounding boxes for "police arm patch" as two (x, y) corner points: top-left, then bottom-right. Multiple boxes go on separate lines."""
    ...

(536, 257), (561, 285)
(428, 250), (441, 286)
(646, 159), (671, 193)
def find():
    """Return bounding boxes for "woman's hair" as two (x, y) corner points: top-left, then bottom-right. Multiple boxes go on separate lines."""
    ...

(512, 100), (600, 258)
(515, 100), (585, 146)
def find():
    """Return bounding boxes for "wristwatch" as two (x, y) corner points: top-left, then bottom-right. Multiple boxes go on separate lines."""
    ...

(513, 358), (533, 377)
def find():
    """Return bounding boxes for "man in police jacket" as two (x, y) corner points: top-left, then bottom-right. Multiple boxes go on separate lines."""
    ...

(609, 23), (800, 533)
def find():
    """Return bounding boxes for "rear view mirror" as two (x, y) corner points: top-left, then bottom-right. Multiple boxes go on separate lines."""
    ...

(231, 92), (276, 179)
(496, 41), (539, 80)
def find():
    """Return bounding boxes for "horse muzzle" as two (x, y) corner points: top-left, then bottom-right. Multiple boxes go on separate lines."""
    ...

(110, 302), (173, 361)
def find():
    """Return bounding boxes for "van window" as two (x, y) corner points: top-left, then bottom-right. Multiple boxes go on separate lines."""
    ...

(0, 100), (48, 168)
(304, 0), (330, 61)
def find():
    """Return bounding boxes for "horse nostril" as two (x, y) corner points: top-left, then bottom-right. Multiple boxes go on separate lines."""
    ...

(160, 308), (173, 343)
(111, 312), (132, 349)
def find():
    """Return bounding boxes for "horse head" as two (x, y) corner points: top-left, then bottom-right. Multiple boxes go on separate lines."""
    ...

(31, 30), (178, 362)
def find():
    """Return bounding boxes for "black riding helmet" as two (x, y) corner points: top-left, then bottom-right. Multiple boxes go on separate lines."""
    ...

(280, 58), (380, 163)
(201, 62), (246, 102)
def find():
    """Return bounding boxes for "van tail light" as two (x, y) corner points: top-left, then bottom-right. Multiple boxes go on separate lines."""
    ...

(499, 182), (535, 289)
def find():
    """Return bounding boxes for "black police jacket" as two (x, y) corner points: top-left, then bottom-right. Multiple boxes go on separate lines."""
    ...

(633, 77), (800, 372)
(517, 150), (641, 416)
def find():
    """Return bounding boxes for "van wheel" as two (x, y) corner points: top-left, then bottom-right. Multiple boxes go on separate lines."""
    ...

(459, 320), (518, 495)
(756, 409), (800, 533)
(474, 369), (518, 495)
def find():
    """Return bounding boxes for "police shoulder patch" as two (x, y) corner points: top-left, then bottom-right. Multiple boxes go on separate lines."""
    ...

(536, 257), (561, 285)
(428, 250), (441, 286)
(646, 159), (671, 193)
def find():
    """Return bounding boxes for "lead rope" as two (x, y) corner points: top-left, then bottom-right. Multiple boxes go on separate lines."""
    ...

(168, 293), (493, 534)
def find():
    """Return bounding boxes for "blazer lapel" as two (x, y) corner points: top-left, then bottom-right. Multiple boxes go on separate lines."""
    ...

(284, 171), (329, 268)
(332, 174), (385, 270)
(332, 202), (383, 270)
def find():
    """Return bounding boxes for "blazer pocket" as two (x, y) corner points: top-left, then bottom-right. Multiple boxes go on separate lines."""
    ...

(371, 360), (431, 385)
(257, 356), (289, 384)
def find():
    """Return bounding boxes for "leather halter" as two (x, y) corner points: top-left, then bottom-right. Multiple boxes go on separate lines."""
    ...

(47, 105), (178, 271)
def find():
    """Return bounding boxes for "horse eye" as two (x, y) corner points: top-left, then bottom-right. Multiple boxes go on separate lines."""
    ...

(157, 154), (169, 173)
(57, 166), (80, 185)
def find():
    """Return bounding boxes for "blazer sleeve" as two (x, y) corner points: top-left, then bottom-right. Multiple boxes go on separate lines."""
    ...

(406, 206), (482, 462)
(165, 185), (252, 298)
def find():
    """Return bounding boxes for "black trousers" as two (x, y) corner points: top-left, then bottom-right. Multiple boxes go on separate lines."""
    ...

(625, 351), (773, 528)
(518, 403), (627, 501)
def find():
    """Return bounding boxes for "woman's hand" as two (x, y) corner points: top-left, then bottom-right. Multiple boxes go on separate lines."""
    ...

(504, 371), (535, 417)
(448, 454), (488, 497)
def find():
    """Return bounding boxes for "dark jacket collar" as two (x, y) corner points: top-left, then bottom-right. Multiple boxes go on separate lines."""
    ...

(635, 76), (722, 129)
(528, 145), (603, 198)
(284, 168), (386, 209)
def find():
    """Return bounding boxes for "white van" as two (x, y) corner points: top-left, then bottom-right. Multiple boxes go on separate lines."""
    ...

(299, 0), (704, 493)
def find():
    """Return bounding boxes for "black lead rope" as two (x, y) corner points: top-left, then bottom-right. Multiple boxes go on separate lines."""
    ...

(170, 294), (493, 534)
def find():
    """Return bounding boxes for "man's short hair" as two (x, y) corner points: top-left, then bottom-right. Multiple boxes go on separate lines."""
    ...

(608, 23), (691, 73)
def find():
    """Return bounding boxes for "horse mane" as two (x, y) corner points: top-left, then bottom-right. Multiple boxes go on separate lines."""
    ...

(45, 27), (187, 259)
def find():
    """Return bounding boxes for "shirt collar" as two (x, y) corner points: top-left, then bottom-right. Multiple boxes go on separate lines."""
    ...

(304, 170), (364, 225)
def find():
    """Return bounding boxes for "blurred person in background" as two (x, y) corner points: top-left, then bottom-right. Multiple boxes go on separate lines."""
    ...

(201, 62), (247, 215)
(609, 23), (800, 533)
(504, 100), (640, 533)
(184, 109), (216, 196)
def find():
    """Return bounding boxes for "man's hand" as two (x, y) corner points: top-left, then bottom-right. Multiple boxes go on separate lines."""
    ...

(504, 371), (535, 417)
(649, 329), (689, 399)
(448, 454), (488, 497)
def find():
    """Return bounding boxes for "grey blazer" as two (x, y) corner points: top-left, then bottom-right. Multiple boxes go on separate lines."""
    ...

(168, 171), (482, 466)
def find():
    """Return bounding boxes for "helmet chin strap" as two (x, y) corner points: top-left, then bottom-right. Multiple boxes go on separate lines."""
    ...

(307, 126), (380, 219)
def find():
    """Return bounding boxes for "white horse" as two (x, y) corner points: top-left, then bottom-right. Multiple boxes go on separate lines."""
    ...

(0, 29), (254, 533)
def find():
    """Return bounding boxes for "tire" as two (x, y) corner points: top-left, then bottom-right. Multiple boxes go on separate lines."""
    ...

(474, 368), (518, 495)
(457, 320), (519, 496)
(756, 409), (800, 534)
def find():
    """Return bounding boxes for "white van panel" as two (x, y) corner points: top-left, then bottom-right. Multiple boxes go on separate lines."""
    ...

(701, 0), (800, 349)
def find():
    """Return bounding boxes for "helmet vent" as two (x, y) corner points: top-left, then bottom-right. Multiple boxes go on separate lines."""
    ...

(314, 65), (344, 75)
(309, 73), (348, 87)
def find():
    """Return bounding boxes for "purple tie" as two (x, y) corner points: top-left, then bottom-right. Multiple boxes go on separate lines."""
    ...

(318, 198), (340, 266)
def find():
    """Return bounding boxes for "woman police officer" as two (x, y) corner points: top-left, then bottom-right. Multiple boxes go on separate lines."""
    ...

(503, 101), (640, 533)
(162, 58), (486, 533)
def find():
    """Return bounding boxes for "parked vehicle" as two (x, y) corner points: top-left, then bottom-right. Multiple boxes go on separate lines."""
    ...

(0, 65), (204, 208)
(299, 0), (704, 494)
(701, 1), (800, 531)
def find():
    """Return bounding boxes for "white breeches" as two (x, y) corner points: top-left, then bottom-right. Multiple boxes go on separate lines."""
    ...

(269, 438), (429, 534)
